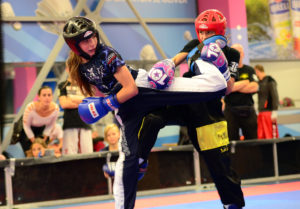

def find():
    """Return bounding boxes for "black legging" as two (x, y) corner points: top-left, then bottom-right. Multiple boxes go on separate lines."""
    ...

(20, 126), (45, 152)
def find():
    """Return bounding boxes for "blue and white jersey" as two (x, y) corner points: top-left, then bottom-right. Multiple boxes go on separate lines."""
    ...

(79, 44), (125, 95)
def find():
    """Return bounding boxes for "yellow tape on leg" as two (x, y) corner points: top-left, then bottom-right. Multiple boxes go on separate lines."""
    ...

(196, 121), (229, 151)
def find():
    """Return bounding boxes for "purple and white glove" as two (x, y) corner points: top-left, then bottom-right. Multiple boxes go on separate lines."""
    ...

(148, 59), (175, 90)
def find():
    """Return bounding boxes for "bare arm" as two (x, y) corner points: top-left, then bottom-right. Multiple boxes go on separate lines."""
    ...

(238, 81), (259, 93)
(231, 80), (250, 92)
(59, 95), (84, 109)
(70, 95), (85, 104)
(172, 52), (188, 66)
(114, 65), (139, 103)
(225, 77), (235, 95)
(23, 103), (35, 142)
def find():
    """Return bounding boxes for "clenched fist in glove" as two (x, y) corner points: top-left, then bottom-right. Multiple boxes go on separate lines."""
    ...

(78, 95), (120, 124)
(148, 59), (175, 90)
(200, 42), (230, 81)
(103, 162), (116, 178)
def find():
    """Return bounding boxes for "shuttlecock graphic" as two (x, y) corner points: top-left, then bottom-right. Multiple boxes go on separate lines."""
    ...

(183, 30), (193, 41)
(35, 0), (73, 35)
(1, 2), (22, 30)
(140, 44), (158, 60)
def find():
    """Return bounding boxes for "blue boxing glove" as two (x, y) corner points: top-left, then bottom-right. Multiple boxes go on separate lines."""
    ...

(102, 162), (116, 177)
(78, 95), (120, 124)
(200, 42), (230, 81)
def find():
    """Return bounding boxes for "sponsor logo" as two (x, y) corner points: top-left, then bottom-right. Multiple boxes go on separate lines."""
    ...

(107, 53), (117, 65)
(88, 102), (99, 118)
(199, 24), (208, 29)
(269, 0), (289, 14)
(291, 0), (300, 11)
(84, 31), (93, 38)
(105, 98), (114, 110)
(240, 73), (249, 80)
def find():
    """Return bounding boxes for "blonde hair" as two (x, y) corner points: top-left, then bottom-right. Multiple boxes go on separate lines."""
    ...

(26, 137), (47, 157)
(33, 137), (47, 147)
(67, 51), (95, 96)
(104, 123), (120, 141)
(254, 64), (265, 73)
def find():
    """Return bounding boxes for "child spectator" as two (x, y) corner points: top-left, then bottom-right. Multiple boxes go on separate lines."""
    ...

(101, 123), (120, 179)
(26, 137), (47, 158)
(101, 123), (120, 152)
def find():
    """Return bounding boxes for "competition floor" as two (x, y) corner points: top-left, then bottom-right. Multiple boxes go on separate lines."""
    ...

(33, 181), (300, 209)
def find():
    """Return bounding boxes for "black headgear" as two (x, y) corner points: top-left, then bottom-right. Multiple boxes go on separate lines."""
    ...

(63, 16), (100, 60)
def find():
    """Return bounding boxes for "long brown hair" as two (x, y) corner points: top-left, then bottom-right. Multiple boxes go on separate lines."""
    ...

(67, 51), (94, 96)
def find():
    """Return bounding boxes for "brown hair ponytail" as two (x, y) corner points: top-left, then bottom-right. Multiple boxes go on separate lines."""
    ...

(67, 51), (94, 96)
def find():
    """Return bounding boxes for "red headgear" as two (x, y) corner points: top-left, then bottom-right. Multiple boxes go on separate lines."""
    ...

(195, 9), (227, 42)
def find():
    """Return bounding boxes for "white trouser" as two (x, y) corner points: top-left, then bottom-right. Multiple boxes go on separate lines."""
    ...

(62, 128), (93, 155)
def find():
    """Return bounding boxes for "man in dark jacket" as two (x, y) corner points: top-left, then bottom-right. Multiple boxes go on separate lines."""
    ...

(254, 64), (279, 139)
